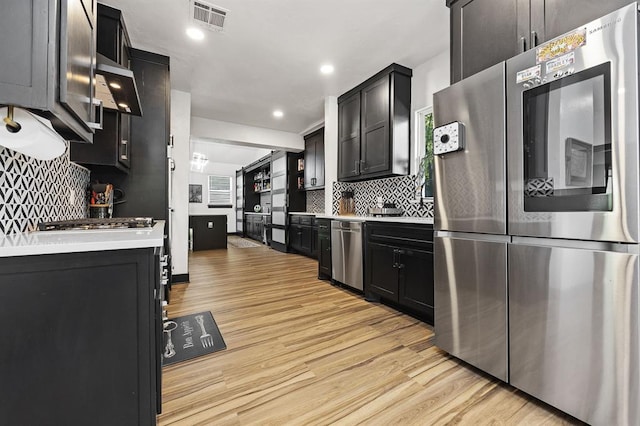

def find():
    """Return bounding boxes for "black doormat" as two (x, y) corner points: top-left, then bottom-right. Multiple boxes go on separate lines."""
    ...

(162, 311), (226, 366)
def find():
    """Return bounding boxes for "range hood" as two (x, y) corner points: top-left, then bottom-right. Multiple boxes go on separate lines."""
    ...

(95, 53), (143, 116)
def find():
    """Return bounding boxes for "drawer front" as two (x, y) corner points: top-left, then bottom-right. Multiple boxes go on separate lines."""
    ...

(367, 222), (433, 249)
(299, 216), (312, 225)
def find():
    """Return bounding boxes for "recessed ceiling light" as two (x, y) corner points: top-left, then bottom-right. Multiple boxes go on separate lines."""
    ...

(186, 27), (205, 41)
(118, 103), (129, 109)
(320, 64), (334, 75)
(109, 82), (121, 90)
(273, 110), (284, 118)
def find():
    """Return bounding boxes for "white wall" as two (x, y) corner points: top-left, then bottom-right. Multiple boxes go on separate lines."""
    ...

(188, 140), (270, 233)
(189, 162), (241, 232)
(191, 117), (305, 152)
(410, 49), (450, 173)
(170, 90), (191, 278)
(323, 96), (338, 215)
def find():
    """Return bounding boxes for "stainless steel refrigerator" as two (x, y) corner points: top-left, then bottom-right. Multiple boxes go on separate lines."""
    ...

(505, 4), (639, 425)
(433, 61), (509, 382)
(434, 4), (640, 425)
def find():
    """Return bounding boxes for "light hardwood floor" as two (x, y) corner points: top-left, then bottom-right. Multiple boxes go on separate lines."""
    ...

(159, 243), (583, 425)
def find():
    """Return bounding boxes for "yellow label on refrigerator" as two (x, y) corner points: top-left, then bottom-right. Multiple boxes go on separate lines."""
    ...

(536, 28), (586, 63)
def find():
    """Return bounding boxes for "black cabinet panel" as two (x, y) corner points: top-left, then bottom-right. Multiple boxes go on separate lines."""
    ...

(451, 0), (519, 82)
(368, 243), (399, 298)
(245, 215), (266, 243)
(70, 3), (132, 169)
(0, 0), (96, 143)
(365, 222), (434, 324)
(317, 219), (331, 279)
(289, 215), (316, 258)
(532, 0), (631, 43)
(398, 247), (434, 322)
(449, 0), (632, 83)
(190, 215), (227, 250)
(0, 249), (159, 425)
(338, 64), (411, 181)
(338, 93), (361, 180)
(361, 75), (390, 175)
(303, 128), (325, 190)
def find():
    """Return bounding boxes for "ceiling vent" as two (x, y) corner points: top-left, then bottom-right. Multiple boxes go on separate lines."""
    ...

(191, 1), (228, 32)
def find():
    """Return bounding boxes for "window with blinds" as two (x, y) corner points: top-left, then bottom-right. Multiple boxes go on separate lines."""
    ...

(208, 175), (232, 207)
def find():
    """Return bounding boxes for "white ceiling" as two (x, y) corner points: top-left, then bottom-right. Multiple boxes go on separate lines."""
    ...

(101, 0), (449, 134)
(191, 139), (270, 167)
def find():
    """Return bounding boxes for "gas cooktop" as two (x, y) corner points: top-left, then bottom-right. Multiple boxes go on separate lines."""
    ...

(38, 217), (154, 231)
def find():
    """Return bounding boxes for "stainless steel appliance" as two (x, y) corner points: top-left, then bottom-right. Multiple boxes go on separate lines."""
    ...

(433, 61), (509, 382)
(435, 4), (640, 425)
(38, 217), (154, 231)
(331, 220), (363, 291)
(505, 4), (640, 425)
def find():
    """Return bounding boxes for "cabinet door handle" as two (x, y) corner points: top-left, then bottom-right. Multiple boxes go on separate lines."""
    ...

(398, 264), (405, 270)
(519, 36), (527, 53)
(354, 160), (360, 174)
(530, 31), (538, 48)
(87, 98), (104, 130)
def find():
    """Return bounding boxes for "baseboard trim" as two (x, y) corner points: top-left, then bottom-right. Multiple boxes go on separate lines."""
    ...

(270, 241), (287, 253)
(172, 273), (189, 284)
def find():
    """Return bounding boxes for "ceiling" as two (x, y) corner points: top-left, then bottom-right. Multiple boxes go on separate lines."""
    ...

(101, 0), (449, 134)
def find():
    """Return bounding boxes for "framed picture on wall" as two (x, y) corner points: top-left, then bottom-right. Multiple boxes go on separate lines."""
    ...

(189, 184), (203, 203)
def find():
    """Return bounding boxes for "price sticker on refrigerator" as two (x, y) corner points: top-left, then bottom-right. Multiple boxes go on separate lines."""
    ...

(433, 122), (465, 155)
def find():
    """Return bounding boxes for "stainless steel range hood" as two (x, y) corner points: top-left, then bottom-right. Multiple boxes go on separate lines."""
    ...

(95, 53), (143, 116)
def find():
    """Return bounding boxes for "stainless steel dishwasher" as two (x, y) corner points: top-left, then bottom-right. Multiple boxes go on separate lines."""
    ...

(331, 220), (363, 291)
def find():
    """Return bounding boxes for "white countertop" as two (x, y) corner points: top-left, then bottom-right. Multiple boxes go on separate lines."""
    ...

(0, 221), (165, 257)
(244, 212), (271, 216)
(288, 212), (322, 216)
(316, 215), (433, 225)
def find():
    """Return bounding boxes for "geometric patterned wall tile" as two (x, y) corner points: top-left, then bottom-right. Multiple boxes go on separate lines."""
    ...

(0, 144), (89, 235)
(332, 175), (433, 218)
(305, 189), (325, 214)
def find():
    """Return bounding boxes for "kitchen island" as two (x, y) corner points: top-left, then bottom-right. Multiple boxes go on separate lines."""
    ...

(0, 222), (165, 425)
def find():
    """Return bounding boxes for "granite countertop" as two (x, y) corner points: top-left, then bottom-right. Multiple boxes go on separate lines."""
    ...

(316, 215), (434, 225)
(0, 221), (165, 257)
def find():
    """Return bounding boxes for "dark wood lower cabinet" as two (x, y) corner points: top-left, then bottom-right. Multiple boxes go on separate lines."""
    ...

(288, 215), (316, 258)
(364, 222), (434, 324)
(0, 248), (161, 425)
(317, 219), (331, 279)
(245, 214), (266, 243)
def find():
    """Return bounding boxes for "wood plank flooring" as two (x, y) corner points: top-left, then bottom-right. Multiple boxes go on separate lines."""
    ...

(159, 243), (583, 425)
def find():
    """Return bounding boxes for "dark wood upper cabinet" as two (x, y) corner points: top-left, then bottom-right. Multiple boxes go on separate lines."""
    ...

(0, 0), (97, 143)
(338, 92), (361, 180)
(530, 0), (633, 43)
(70, 3), (132, 171)
(338, 64), (411, 182)
(449, 0), (632, 83)
(450, 0), (521, 83)
(303, 127), (325, 190)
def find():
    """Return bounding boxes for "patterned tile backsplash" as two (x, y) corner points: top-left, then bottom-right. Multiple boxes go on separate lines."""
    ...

(305, 189), (325, 214)
(0, 145), (89, 235)
(333, 175), (433, 218)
